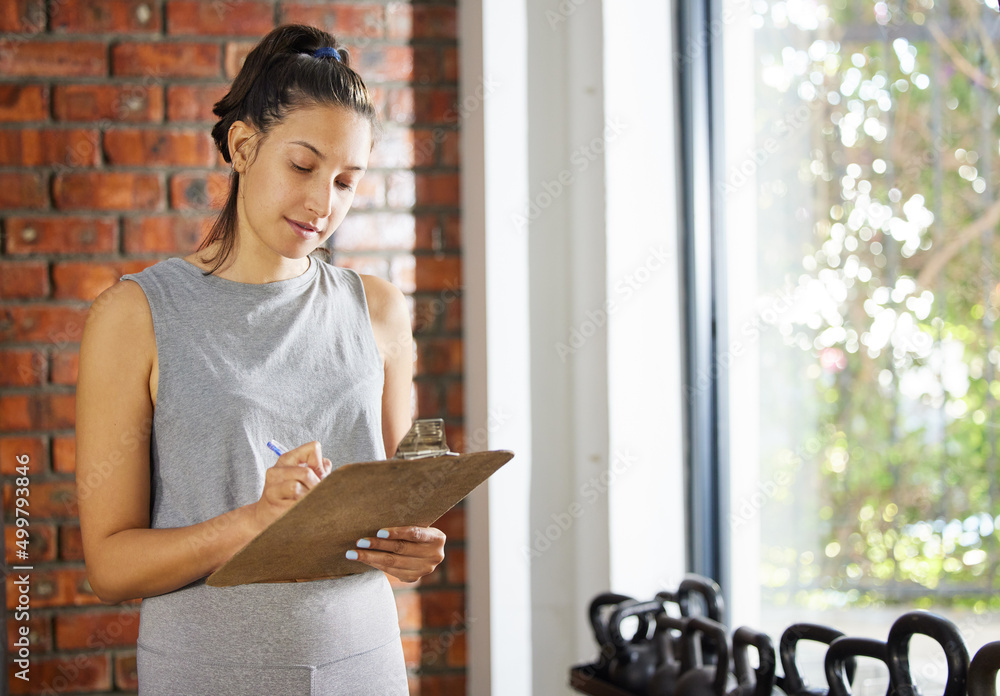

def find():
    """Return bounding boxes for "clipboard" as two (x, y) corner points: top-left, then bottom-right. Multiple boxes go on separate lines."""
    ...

(206, 431), (513, 587)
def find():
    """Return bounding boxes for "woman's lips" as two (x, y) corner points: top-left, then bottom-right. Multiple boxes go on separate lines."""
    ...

(287, 218), (319, 239)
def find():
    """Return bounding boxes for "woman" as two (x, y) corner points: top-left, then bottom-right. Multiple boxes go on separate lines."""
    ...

(75, 24), (443, 695)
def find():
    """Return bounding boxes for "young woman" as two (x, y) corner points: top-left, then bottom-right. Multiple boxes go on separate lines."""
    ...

(75, 24), (444, 694)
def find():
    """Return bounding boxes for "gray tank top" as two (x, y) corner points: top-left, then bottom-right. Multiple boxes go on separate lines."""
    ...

(120, 256), (403, 674)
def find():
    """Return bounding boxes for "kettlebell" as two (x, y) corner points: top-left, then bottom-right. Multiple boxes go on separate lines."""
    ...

(887, 610), (968, 696)
(648, 612), (694, 696)
(589, 593), (649, 680)
(825, 636), (890, 696)
(730, 626), (779, 696)
(969, 642), (1000, 696)
(778, 624), (856, 696)
(608, 598), (666, 693)
(674, 616), (738, 696)
(678, 575), (725, 665)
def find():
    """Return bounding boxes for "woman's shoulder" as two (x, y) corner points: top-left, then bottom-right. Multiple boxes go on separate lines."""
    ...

(356, 273), (408, 329)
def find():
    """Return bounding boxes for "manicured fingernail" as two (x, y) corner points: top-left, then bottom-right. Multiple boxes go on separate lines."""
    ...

(356, 538), (371, 548)
(377, 529), (390, 539)
(345, 550), (359, 560)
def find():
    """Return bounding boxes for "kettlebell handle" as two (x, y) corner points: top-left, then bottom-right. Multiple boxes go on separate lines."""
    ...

(683, 615), (733, 696)
(590, 593), (638, 648)
(609, 599), (661, 648)
(969, 642), (1000, 696)
(780, 623), (855, 695)
(678, 575), (725, 621)
(732, 626), (777, 696)
(887, 611), (968, 696)
(825, 636), (889, 696)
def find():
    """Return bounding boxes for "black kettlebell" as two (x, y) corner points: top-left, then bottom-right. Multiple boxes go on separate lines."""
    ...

(608, 599), (665, 693)
(674, 616), (738, 696)
(678, 575), (725, 665)
(730, 626), (778, 696)
(968, 642), (1000, 696)
(825, 636), (890, 696)
(887, 610), (968, 696)
(648, 612), (694, 696)
(589, 593), (650, 680)
(778, 624), (856, 696)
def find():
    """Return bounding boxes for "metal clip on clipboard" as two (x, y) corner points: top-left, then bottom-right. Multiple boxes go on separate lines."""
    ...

(394, 418), (458, 460)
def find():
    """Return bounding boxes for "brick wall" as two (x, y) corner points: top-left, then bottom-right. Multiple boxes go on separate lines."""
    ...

(0, 1), (464, 694)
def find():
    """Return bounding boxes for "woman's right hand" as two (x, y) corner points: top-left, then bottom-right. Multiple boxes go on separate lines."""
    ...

(251, 440), (332, 533)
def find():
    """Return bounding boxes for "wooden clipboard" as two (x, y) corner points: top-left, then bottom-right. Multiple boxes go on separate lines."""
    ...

(206, 449), (514, 587)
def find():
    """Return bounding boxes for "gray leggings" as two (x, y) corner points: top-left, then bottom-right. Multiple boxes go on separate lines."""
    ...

(136, 637), (409, 695)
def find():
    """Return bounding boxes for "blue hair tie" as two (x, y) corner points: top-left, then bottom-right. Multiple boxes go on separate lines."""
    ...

(313, 46), (341, 62)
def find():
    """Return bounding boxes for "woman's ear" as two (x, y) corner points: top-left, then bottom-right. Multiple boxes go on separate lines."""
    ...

(228, 120), (255, 173)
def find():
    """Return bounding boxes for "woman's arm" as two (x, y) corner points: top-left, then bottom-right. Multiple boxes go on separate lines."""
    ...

(360, 275), (414, 457)
(76, 280), (328, 604)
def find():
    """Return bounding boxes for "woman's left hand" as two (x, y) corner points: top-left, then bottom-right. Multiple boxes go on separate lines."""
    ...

(347, 526), (446, 583)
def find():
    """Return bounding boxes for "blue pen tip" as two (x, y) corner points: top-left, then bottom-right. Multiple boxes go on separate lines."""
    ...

(266, 440), (286, 457)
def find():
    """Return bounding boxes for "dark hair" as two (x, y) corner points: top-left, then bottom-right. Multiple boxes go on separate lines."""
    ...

(196, 24), (381, 275)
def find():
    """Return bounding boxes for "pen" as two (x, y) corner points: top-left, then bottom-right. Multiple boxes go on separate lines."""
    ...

(266, 440), (288, 457)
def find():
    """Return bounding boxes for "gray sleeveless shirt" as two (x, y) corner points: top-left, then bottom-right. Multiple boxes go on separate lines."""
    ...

(120, 256), (406, 692)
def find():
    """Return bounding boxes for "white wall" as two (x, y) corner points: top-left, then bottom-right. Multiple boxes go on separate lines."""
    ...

(461, 1), (688, 692)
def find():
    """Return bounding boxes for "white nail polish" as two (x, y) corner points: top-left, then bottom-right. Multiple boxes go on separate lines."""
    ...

(345, 550), (359, 560)
(356, 538), (371, 548)
(377, 529), (390, 539)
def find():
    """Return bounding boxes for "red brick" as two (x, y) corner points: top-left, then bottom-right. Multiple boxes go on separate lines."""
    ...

(418, 673), (466, 695)
(394, 589), (420, 632)
(0, 394), (76, 432)
(3, 479), (78, 520)
(278, 4), (384, 39)
(414, 381), (442, 417)
(447, 630), (467, 668)
(444, 295), (461, 333)
(414, 88), (458, 125)
(0, 172), (47, 210)
(416, 338), (461, 375)
(53, 260), (152, 301)
(116, 652), (139, 690)
(51, 0), (162, 33)
(400, 634), (421, 669)
(53, 437), (76, 473)
(416, 173), (460, 207)
(166, 84), (228, 122)
(112, 42), (221, 78)
(334, 213), (415, 252)
(6, 615), (51, 654)
(445, 423), (465, 454)
(8, 653), (110, 693)
(442, 46), (458, 83)
(0, 128), (100, 167)
(413, 45), (439, 85)
(415, 213), (460, 251)
(0, 84), (48, 122)
(0, 0), (46, 33)
(53, 83), (164, 122)
(104, 128), (216, 166)
(447, 546), (466, 585)
(350, 172), (386, 210)
(5, 521), (57, 564)
(0, 347), (48, 386)
(408, 129), (443, 169)
(0, 262), (48, 300)
(55, 609), (140, 650)
(169, 171), (230, 211)
(435, 504), (464, 542)
(51, 350), (79, 385)
(123, 214), (212, 253)
(54, 172), (162, 211)
(371, 86), (415, 126)
(415, 255), (461, 294)
(421, 589), (465, 627)
(421, 628), (463, 668)
(5, 217), (118, 255)
(440, 130), (459, 167)
(354, 46), (415, 83)
(0, 305), (89, 343)
(445, 381), (463, 419)
(0, 437), (46, 475)
(168, 0), (273, 36)
(61, 524), (85, 560)
(387, 5), (457, 40)
(0, 41), (107, 78)
(224, 41), (256, 80)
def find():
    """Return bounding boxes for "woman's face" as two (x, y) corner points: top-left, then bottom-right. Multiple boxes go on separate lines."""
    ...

(234, 104), (372, 261)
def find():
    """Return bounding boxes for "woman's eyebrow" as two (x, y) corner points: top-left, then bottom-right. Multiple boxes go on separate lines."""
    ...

(288, 140), (366, 171)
